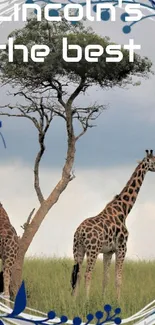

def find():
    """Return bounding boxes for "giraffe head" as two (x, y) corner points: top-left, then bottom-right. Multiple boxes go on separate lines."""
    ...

(143, 149), (155, 171)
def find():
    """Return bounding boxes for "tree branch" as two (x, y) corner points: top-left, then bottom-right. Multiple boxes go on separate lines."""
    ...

(0, 97), (53, 204)
(75, 105), (105, 141)
(19, 131), (76, 255)
(33, 100), (53, 203)
(66, 77), (86, 107)
(41, 80), (66, 108)
(0, 106), (40, 129)
(21, 208), (35, 231)
(34, 133), (45, 203)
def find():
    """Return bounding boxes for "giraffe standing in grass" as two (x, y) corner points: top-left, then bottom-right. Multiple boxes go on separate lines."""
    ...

(0, 202), (19, 299)
(71, 149), (155, 300)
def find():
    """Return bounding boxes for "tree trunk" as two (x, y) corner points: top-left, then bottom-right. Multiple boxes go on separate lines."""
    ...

(10, 203), (51, 298)
(10, 136), (76, 298)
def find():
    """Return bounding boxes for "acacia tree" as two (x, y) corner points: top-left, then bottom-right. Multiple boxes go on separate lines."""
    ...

(0, 15), (152, 298)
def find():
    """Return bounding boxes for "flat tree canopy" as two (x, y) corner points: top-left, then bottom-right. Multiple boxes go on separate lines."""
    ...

(0, 17), (152, 91)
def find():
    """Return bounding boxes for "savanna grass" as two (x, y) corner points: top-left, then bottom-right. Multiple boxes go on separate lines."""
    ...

(22, 257), (155, 320)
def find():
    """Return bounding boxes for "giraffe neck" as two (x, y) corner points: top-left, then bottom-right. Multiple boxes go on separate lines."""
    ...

(114, 160), (148, 218)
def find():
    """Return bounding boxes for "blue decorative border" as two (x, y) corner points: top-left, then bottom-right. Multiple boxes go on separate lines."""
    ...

(25, 0), (155, 33)
(0, 282), (122, 325)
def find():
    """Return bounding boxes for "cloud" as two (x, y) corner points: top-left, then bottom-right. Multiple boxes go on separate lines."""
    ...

(1, 78), (155, 170)
(1, 160), (155, 260)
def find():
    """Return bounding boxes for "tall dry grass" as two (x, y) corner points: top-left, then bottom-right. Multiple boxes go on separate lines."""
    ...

(22, 257), (155, 320)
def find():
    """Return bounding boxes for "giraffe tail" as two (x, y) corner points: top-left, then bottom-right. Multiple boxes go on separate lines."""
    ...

(71, 263), (79, 290)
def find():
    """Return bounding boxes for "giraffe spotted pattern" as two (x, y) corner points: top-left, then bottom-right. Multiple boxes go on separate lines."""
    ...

(71, 149), (155, 300)
(0, 203), (19, 299)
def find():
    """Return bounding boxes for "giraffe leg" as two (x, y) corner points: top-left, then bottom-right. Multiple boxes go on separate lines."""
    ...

(2, 234), (19, 301)
(0, 267), (11, 308)
(3, 268), (11, 298)
(0, 271), (4, 294)
(85, 251), (98, 299)
(115, 247), (127, 301)
(102, 252), (113, 296)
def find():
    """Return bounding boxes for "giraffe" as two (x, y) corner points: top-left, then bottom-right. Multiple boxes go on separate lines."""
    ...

(71, 149), (155, 300)
(0, 202), (19, 300)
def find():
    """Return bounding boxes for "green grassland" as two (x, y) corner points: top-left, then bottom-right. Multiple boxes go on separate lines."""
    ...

(23, 257), (155, 321)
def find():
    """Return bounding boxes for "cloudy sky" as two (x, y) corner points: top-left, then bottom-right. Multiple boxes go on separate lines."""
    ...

(0, 0), (155, 260)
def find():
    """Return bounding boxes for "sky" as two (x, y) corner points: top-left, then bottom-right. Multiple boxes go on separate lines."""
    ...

(0, 0), (155, 260)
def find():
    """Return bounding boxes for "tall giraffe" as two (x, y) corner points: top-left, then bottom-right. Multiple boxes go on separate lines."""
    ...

(0, 202), (19, 299)
(71, 149), (155, 300)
